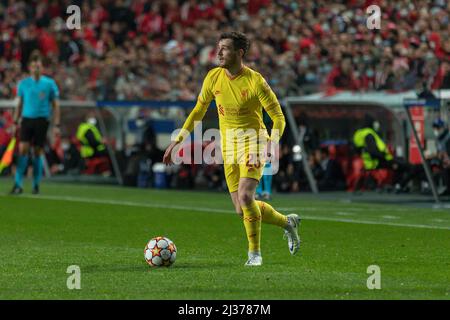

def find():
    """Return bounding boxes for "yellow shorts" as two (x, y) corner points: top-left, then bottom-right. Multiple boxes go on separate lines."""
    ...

(223, 153), (265, 193)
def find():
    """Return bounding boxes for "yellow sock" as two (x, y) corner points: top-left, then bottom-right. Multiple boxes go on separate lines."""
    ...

(256, 200), (288, 228)
(241, 201), (261, 253)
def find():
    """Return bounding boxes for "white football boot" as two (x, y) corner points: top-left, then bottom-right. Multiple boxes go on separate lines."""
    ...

(244, 251), (262, 266)
(283, 214), (301, 255)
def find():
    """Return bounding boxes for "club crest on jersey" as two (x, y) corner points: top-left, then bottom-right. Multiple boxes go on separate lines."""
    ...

(241, 89), (249, 100)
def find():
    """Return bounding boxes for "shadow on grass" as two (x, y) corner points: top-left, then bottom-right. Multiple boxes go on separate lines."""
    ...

(82, 261), (235, 273)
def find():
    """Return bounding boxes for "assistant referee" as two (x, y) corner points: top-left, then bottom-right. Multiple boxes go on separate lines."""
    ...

(10, 51), (60, 194)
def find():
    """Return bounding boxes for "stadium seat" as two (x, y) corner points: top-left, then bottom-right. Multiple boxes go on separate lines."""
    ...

(82, 156), (111, 175)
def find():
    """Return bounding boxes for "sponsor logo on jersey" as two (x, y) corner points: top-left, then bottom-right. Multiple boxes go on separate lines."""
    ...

(218, 104), (225, 116)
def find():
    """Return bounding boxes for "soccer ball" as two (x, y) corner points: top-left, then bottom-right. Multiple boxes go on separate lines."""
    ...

(144, 236), (177, 267)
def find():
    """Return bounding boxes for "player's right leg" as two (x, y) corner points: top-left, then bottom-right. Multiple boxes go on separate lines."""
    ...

(10, 118), (33, 194)
(238, 177), (263, 266)
(30, 118), (49, 194)
(225, 163), (262, 266)
(10, 141), (30, 194)
(32, 147), (44, 194)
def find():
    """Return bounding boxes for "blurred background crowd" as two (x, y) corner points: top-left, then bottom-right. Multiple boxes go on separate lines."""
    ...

(0, 0), (450, 102)
(1, 0), (450, 195)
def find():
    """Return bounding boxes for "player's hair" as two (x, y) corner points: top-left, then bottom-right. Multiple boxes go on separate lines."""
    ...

(28, 51), (43, 65)
(219, 32), (250, 57)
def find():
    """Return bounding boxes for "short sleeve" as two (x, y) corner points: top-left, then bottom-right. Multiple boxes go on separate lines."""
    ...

(17, 81), (24, 98)
(49, 80), (60, 101)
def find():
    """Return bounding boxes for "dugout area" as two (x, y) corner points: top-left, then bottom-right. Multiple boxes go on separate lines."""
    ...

(283, 90), (450, 203)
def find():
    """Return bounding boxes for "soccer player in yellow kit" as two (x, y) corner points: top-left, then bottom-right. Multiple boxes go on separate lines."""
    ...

(163, 32), (300, 266)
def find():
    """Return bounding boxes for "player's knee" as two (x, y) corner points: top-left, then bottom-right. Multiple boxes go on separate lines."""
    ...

(19, 144), (29, 155)
(33, 147), (43, 157)
(234, 203), (243, 216)
(238, 192), (253, 207)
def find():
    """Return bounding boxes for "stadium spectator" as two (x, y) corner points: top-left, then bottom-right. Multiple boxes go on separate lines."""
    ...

(440, 59), (450, 89)
(0, 1), (449, 101)
(2, 0), (450, 194)
(312, 147), (346, 191)
(203, 162), (225, 191)
(0, 113), (12, 161)
(76, 113), (111, 175)
(353, 115), (414, 193)
(433, 119), (450, 195)
(60, 135), (83, 174)
(326, 55), (359, 90)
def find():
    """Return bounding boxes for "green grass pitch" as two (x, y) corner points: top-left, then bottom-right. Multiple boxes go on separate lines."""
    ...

(0, 181), (449, 299)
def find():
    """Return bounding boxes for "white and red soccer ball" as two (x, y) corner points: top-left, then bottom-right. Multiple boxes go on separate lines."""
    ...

(144, 236), (177, 267)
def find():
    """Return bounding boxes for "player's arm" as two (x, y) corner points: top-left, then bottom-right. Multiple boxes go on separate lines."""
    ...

(173, 100), (210, 143)
(365, 135), (386, 160)
(85, 129), (100, 148)
(163, 73), (214, 165)
(52, 99), (60, 127)
(13, 82), (24, 135)
(50, 80), (61, 135)
(14, 97), (23, 124)
(257, 75), (286, 144)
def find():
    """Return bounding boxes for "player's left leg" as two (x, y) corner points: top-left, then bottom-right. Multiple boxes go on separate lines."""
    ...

(255, 200), (301, 255)
(31, 118), (50, 194)
(32, 147), (44, 194)
(249, 162), (301, 255)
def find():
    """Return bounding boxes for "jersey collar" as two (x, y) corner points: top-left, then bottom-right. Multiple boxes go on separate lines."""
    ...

(225, 65), (246, 80)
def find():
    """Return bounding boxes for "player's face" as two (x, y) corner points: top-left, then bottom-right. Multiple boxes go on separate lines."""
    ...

(29, 60), (43, 76)
(217, 39), (241, 68)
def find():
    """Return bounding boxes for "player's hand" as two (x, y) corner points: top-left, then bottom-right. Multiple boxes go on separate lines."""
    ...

(443, 157), (450, 168)
(11, 123), (18, 137)
(163, 141), (180, 166)
(263, 140), (273, 163)
(53, 126), (61, 138)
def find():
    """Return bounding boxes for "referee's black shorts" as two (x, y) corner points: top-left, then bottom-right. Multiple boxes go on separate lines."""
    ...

(19, 117), (50, 147)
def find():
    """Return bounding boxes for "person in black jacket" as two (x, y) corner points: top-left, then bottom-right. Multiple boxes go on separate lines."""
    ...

(314, 147), (346, 191)
(433, 118), (450, 195)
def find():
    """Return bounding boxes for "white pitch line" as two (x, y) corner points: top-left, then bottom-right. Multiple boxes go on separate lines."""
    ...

(335, 212), (354, 216)
(3, 194), (450, 231)
(298, 216), (450, 230)
(15, 194), (233, 214)
(381, 215), (399, 220)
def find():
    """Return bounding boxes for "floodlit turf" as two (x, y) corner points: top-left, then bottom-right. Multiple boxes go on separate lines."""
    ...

(0, 181), (449, 299)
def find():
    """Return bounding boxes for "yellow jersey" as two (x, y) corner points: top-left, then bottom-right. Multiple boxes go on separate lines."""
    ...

(175, 66), (285, 151)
